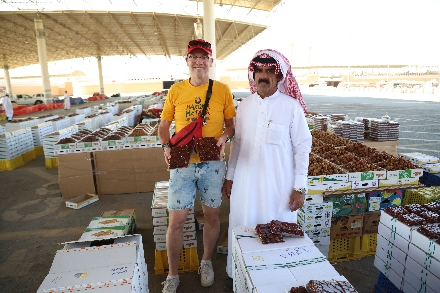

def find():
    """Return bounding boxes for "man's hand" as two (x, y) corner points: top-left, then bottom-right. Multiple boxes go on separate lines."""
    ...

(222, 179), (233, 200)
(163, 147), (171, 164)
(289, 190), (305, 212)
(216, 134), (229, 156)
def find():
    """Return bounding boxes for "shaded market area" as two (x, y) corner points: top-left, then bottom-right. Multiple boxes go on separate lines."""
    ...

(1, 92), (439, 292)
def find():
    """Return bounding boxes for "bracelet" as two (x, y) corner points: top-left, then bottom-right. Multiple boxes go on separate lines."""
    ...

(162, 143), (172, 150)
(224, 134), (230, 140)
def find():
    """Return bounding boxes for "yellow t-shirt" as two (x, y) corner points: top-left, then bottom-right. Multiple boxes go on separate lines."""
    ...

(161, 79), (236, 163)
(161, 79), (236, 138)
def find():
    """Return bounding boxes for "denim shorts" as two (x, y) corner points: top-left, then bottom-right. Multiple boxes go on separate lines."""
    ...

(168, 160), (226, 210)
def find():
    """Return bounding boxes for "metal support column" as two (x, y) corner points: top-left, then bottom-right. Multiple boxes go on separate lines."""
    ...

(97, 56), (104, 94)
(203, 0), (216, 80)
(34, 17), (52, 103)
(2, 59), (12, 95)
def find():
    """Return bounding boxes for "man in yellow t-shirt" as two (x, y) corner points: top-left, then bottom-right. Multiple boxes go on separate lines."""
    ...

(158, 39), (236, 293)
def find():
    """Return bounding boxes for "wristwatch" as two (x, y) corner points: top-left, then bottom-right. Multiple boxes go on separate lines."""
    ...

(293, 187), (307, 196)
(162, 143), (172, 150)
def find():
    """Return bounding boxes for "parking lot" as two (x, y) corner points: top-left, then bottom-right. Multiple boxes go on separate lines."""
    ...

(0, 92), (439, 293)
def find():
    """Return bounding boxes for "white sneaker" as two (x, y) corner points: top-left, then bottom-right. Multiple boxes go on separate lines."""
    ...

(162, 275), (180, 293)
(199, 260), (214, 287)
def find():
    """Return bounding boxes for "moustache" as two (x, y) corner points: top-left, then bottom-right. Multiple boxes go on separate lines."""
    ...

(258, 79), (270, 84)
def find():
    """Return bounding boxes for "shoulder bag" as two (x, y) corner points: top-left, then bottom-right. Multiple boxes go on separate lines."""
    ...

(169, 79), (213, 147)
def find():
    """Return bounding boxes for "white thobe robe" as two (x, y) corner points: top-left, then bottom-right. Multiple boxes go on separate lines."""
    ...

(64, 93), (71, 109)
(225, 90), (312, 277)
(2, 96), (13, 120)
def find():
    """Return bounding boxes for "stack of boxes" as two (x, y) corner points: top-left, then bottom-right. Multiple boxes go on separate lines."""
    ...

(231, 226), (355, 292)
(43, 125), (79, 159)
(312, 116), (329, 131)
(47, 116), (71, 131)
(151, 181), (198, 274)
(332, 121), (364, 143)
(31, 121), (53, 146)
(76, 118), (93, 131)
(375, 208), (440, 292)
(76, 107), (92, 116)
(368, 119), (400, 141)
(122, 106), (139, 127)
(0, 128), (34, 160)
(297, 201), (333, 257)
(67, 113), (85, 125)
(4, 118), (37, 132)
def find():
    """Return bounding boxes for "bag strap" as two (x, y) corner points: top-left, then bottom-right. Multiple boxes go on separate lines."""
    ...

(200, 79), (213, 119)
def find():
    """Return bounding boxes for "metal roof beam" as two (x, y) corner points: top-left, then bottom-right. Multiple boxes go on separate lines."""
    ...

(40, 13), (97, 57)
(216, 21), (236, 46)
(217, 24), (253, 59)
(61, 12), (104, 56)
(85, 11), (137, 57)
(153, 13), (171, 58)
(247, 0), (262, 15)
(173, 15), (187, 56)
(129, 12), (153, 59)
(107, 12), (149, 59)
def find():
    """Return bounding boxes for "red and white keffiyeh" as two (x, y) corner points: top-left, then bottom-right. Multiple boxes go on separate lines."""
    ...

(248, 49), (307, 113)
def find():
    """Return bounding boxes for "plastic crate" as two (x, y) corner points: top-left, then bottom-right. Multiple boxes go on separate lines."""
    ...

(45, 157), (58, 169)
(361, 233), (377, 256)
(0, 155), (25, 171)
(154, 247), (199, 275)
(22, 149), (36, 163)
(406, 187), (440, 204)
(374, 272), (403, 293)
(34, 146), (44, 156)
(402, 189), (413, 205)
(327, 236), (362, 262)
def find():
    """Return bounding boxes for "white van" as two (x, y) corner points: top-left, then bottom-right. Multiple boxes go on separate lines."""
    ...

(11, 94), (35, 105)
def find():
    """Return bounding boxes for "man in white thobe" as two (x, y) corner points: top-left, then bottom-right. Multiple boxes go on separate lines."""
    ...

(2, 94), (13, 122)
(222, 49), (312, 291)
(64, 91), (71, 110)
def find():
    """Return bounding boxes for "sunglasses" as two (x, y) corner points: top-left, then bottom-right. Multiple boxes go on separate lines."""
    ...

(188, 40), (211, 49)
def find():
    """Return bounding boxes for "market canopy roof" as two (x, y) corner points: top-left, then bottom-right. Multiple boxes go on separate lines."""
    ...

(189, 0), (281, 12)
(0, 11), (267, 69)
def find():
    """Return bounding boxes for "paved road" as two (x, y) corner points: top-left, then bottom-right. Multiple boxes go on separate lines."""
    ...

(234, 90), (440, 158)
(303, 91), (440, 158)
(2, 91), (439, 292)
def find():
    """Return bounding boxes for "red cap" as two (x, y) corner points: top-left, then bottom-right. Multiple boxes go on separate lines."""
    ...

(187, 39), (212, 56)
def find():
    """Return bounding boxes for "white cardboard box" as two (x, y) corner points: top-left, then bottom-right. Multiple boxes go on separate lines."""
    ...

(402, 280), (437, 293)
(378, 222), (410, 254)
(405, 255), (440, 290)
(374, 256), (403, 290)
(376, 233), (407, 266)
(408, 243), (440, 278)
(39, 235), (147, 293)
(375, 243), (405, 277)
(379, 210), (417, 243)
(410, 230), (440, 261)
(65, 193), (99, 209)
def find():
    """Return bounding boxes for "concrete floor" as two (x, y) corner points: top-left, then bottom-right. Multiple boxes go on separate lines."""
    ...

(2, 92), (439, 293)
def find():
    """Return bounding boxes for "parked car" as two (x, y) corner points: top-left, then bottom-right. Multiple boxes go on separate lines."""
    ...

(11, 94), (34, 105)
(31, 93), (55, 104)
